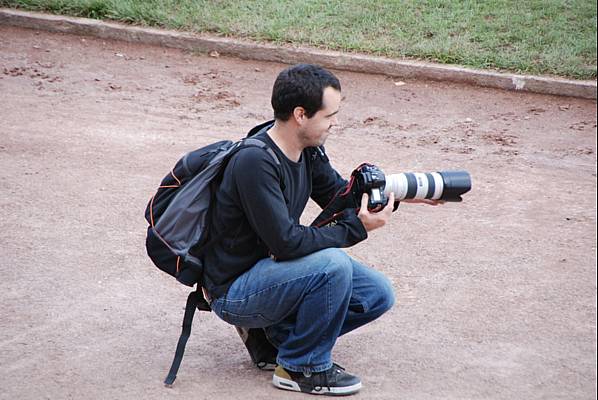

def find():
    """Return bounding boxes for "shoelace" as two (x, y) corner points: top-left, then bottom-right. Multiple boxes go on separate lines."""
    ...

(333, 363), (346, 371)
(312, 363), (346, 393)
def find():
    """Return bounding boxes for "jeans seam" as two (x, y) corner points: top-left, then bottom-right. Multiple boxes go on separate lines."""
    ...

(224, 272), (325, 303)
(304, 272), (332, 369)
(220, 309), (273, 324)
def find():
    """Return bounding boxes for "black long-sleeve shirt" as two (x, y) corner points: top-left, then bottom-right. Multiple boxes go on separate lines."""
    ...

(203, 125), (368, 298)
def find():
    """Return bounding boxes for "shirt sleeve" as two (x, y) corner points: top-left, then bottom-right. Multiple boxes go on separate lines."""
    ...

(309, 146), (349, 209)
(231, 147), (367, 261)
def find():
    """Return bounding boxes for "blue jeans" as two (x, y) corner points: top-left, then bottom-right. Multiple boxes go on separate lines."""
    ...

(210, 248), (395, 373)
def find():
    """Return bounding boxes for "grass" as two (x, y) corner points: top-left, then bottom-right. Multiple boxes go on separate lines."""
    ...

(1, 0), (596, 79)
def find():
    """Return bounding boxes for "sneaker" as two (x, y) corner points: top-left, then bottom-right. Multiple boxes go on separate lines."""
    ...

(272, 363), (362, 396)
(235, 327), (278, 371)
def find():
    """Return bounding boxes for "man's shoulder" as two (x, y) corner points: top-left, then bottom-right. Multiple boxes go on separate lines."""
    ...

(230, 141), (280, 175)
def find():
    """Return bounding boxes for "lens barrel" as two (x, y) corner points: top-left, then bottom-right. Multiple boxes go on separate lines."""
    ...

(384, 170), (471, 202)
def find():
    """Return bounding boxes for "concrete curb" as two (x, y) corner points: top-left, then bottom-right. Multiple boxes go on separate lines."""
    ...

(1, 8), (596, 100)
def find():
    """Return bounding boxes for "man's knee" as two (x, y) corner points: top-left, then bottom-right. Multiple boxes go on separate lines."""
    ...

(380, 279), (395, 312)
(313, 248), (353, 282)
(372, 274), (395, 315)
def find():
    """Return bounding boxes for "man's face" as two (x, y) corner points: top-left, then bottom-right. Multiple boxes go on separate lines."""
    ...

(297, 86), (341, 148)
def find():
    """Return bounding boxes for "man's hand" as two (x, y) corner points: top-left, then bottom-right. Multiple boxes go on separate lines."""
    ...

(357, 192), (395, 232)
(401, 199), (445, 206)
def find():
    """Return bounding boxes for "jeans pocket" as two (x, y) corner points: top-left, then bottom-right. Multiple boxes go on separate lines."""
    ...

(219, 309), (273, 328)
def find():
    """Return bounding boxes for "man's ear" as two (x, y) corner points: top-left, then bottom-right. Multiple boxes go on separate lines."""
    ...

(293, 107), (306, 125)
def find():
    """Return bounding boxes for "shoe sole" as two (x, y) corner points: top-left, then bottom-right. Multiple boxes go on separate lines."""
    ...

(272, 374), (362, 396)
(256, 361), (277, 371)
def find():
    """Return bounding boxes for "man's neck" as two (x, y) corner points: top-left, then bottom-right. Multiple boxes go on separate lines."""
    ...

(267, 120), (303, 162)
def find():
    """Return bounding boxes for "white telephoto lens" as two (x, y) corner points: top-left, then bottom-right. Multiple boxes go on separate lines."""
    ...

(384, 173), (408, 200)
(384, 172), (445, 200)
(413, 173), (429, 199)
(430, 172), (444, 200)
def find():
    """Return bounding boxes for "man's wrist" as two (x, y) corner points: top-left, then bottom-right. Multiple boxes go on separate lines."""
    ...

(346, 210), (368, 240)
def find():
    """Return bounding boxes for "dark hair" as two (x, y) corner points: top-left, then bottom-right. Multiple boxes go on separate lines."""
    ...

(271, 64), (341, 121)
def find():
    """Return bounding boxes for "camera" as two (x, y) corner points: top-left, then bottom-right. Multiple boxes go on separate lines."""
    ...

(311, 163), (472, 228)
(351, 164), (471, 209)
(350, 164), (388, 209)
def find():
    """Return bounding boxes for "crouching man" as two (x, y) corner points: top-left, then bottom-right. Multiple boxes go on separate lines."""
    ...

(203, 64), (421, 395)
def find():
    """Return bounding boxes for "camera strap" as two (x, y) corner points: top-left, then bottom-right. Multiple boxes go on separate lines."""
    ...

(311, 164), (399, 228)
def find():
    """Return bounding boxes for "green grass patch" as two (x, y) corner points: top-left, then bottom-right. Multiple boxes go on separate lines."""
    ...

(2, 0), (596, 79)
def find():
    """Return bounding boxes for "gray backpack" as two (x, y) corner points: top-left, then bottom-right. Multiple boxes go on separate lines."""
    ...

(145, 123), (281, 386)
(145, 137), (280, 287)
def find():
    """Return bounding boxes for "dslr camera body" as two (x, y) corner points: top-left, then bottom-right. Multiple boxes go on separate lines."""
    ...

(311, 163), (471, 227)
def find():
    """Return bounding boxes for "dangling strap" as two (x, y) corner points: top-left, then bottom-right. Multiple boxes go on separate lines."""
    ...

(164, 290), (200, 387)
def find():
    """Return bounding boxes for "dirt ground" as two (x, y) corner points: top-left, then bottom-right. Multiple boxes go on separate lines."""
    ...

(0, 25), (596, 400)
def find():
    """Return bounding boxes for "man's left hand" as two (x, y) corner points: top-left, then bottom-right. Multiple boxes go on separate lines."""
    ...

(400, 199), (445, 206)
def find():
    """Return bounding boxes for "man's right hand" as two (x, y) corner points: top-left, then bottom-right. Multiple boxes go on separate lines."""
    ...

(357, 192), (395, 232)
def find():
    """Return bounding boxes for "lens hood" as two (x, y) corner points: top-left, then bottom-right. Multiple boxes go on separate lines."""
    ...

(438, 171), (471, 202)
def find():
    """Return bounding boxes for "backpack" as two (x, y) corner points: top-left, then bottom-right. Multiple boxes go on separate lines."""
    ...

(145, 123), (280, 386)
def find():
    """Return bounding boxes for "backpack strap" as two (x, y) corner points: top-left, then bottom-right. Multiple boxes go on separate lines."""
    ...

(242, 134), (285, 192)
(189, 137), (283, 259)
(243, 137), (281, 166)
(164, 287), (205, 387)
(246, 119), (274, 137)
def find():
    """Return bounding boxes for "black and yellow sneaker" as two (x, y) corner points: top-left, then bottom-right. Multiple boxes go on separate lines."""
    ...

(272, 363), (362, 396)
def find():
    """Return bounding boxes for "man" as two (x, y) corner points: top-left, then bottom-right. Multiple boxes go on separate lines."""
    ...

(202, 64), (433, 395)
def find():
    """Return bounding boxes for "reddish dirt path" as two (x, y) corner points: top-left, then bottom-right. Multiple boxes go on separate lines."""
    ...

(1, 26), (596, 399)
